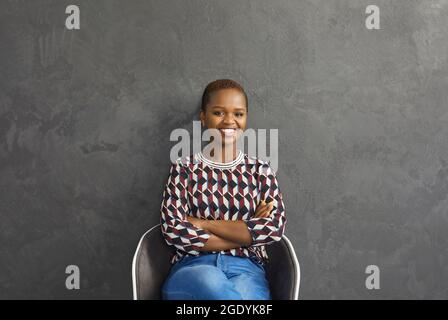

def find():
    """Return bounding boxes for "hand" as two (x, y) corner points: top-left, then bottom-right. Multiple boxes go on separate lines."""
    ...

(254, 198), (275, 218)
(186, 215), (206, 229)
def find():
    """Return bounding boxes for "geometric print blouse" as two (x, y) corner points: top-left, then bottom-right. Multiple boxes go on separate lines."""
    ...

(160, 150), (287, 266)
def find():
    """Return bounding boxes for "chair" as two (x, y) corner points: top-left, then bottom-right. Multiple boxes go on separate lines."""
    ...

(132, 223), (300, 300)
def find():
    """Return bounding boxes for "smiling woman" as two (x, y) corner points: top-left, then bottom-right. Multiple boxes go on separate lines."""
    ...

(199, 80), (248, 163)
(159, 79), (287, 300)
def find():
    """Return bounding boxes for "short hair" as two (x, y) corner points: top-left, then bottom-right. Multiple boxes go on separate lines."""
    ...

(201, 79), (248, 112)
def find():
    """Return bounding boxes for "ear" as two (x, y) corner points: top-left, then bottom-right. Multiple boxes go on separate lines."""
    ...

(199, 110), (205, 126)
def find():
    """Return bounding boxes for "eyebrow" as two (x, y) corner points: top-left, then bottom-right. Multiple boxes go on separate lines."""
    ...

(211, 106), (246, 111)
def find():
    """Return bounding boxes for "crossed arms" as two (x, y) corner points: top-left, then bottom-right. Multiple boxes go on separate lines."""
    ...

(186, 200), (276, 251)
(160, 162), (287, 255)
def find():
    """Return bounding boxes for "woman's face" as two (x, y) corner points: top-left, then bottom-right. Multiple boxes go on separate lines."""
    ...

(200, 88), (247, 146)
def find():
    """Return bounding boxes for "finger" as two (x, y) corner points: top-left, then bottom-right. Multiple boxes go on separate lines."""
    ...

(255, 205), (267, 214)
(255, 199), (273, 216)
(257, 200), (269, 209)
(257, 202), (271, 211)
(260, 211), (270, 218)
(255, 204), (265, 211)
(254, 211), (265, 218)
(254, 209), (265, 218)
(256, 207), (270, 217)
(260, 204), (274, 217)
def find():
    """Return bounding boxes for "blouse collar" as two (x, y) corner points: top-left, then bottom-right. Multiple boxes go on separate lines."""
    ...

(198, 150), (244, 169)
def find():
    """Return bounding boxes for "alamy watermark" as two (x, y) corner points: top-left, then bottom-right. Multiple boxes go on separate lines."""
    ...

(65, 265), (80, 290)
(169, 121), (279, 172)
(65, 5), (80, 30)
(365, 265), (380, 290)
(365, 5), (380, 30)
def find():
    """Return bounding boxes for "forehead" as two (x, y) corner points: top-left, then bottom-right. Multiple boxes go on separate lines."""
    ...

(208, 88), (246, 108)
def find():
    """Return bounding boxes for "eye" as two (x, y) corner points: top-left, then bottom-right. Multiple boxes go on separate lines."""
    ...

(213, 111), (224, 116)
(235, 112), (245, 117)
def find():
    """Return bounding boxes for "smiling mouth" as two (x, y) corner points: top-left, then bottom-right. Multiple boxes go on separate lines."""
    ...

(220, 128), (237, 137)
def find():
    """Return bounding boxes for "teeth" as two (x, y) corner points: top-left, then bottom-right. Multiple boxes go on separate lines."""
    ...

(220, 129), (236, 137)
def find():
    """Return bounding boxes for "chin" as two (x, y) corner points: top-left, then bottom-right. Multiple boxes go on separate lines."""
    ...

(222, 137), (237, 144)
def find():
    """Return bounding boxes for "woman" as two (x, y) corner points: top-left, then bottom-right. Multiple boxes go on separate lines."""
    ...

(160, 79), (287, 300)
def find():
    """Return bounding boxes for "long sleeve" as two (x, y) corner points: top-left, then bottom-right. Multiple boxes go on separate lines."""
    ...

(160, 161), (211, 255)
(244, 162), (287, 247)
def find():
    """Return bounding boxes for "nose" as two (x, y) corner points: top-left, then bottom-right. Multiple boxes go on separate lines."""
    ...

(223, 113), (236, 124)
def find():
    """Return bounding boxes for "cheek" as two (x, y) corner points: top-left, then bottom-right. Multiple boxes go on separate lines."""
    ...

(206, 117), (221, 126)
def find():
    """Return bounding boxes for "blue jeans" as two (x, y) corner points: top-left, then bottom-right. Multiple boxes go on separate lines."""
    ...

(161, 253), (271, 300)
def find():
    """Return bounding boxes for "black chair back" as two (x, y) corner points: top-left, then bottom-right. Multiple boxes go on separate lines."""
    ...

(132, 224), (300, 300)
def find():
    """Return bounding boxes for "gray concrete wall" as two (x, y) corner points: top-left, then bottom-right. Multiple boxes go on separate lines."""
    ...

(1, 0), (447, 299)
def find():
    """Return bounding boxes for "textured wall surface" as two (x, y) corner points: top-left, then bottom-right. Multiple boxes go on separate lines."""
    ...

(1, 0), (447, 299)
